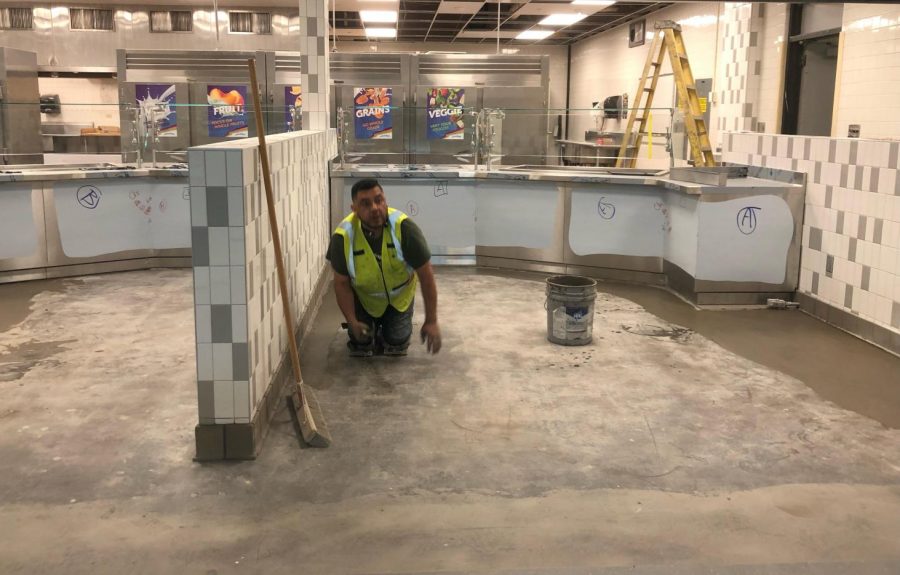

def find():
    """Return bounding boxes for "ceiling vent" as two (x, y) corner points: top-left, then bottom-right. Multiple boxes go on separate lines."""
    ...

(150, 10), (193, 33)
(69, 8), (115, 31)
(229, 11), (272, 35)
(0, 7), (34, 30)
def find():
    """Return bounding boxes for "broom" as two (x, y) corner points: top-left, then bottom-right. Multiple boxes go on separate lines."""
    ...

(247, 59), (331, 448)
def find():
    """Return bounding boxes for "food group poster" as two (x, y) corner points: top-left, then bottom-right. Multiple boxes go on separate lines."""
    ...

(135, 84), (177, 137)
(207, 85), (248, 138)
(285, 85), (302, 130)
(353, 87), (393, 140)
(426, 88), (465, 140)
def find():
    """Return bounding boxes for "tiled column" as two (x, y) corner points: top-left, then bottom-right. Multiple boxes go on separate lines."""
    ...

(298, 0), (330, 131)
(189, 130), (337, 460)
(716, 2), (764, 134)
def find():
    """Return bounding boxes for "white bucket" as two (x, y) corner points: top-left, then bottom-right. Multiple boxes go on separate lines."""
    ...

(546, 275), (597, 346)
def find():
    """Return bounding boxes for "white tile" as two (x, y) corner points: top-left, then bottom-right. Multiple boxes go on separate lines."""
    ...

(213, 343), (233, 381)
(190, 187), (207, 227)
(227, 186), (245, 227)
(188, 150), (206, 187)
(226, 151), (243, 187)
(205, 151), (227, 187)
(210, 266), (231, 304)
(214, 380), (234, 420)
(208, 227), (230, 266)
(229, 227), (246, 266)
(231, 266), (247, 304)
(234, 381), (250, 420)
(196, 343), (213, 380)
(193, 266), (210, 305)
(195, 304), (211, 343)
(879, 169), (898, 195)
(232, 305), (248, 343)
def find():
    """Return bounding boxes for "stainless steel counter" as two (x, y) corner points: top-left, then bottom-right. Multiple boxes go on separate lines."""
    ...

(0, 164), (190, 283)
(330, 163), (807, 305)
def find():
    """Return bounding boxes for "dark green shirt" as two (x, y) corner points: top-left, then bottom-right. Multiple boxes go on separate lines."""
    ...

(327, 217), (431, 277)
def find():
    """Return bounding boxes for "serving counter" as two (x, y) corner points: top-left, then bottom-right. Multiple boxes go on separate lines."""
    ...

(330, 164), (806, 305)
(0, 164), (189, 283)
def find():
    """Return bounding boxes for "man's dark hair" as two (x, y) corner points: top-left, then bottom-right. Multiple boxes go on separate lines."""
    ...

(351, 178), (382, 201)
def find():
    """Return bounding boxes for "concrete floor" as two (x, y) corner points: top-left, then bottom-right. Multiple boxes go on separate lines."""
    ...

(1, 268), (900, 574)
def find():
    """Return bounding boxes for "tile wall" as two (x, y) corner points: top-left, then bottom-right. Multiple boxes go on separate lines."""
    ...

(188, 129), (337, 425)
(716, 2), (764, 135)
(724, 132), (900, 345)
(835, 4), (900, 140)
(298, 0), (330, 131)
(755, 3), (788, 134)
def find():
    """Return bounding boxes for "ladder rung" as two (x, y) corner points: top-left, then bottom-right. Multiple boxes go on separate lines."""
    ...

(650, 61), (662, 67)
(643, 88), (653, 92)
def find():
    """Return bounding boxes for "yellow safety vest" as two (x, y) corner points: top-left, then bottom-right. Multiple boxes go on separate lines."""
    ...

(335, 208), (417, 317)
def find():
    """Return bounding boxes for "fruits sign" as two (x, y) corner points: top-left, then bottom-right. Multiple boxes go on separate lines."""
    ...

(135, 84), (177, 137)
(426, 88), (465, 140)
(353, 87), (392, 140)
(207, 85), (248, 138)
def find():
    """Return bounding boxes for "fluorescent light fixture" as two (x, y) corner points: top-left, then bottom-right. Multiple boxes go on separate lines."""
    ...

(501, 48), (520, 54)
(571, 0), (615, 5)
(365, 27), (397, 38)
(360, 10), (397, 23)
(516, 29), (554, 40)
(539, 13), (587, 26)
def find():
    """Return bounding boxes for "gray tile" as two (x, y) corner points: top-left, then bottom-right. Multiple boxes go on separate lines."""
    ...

(307, 16), (317, 36)
(212, 343), (233, 381)
(757, 135), (763, 155)
(233, 342), (250, 381)
(854, 165), (863, 190)
(893, 302), (900, 328)
(300, 55), (308, 74)
(814, 161), (822, 183)
(787, 138), (794, 159)
(206, 187), (229, 227)
(317, 37), (326, 59)
(849, 140), (858, 166)
(825, 186), (833, 208)
(829, 140), (836, 163)
(840, 164), (848, 188)
(307, 74), (318, 94)
(232, 305), (248, 343)
(861, 265), (871, 291)
(808, 227), (822, 251)
(197, 380), (215, 420)
(890, 142), (899, 169)
(844, 284), (853, 309)
(848, 236), (857, 262)
(804, 138), (811, 161)
(836, 210), (844, 234)
(811, 271), (819, 295)
(211, 304), (233, 343)
(870, 168), (880, 194)
(742, 103), (753, 118)
(191, 227), (209, 266)
(749, 31), (758, 47)
(874, 218), (884, 244)
(826, 254), (834, 277)
(195, 304), (211, 343)
(858, 215), (868, 240)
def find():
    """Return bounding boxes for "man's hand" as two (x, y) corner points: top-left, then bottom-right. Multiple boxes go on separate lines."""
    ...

(420, 321), (442, 354)
(349, 320), (371, 342)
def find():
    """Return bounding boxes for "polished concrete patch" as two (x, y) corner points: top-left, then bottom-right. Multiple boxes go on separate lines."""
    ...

(1, 268), (899, 574)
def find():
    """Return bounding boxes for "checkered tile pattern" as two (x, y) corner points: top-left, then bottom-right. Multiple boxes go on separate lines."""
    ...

(716, 3), (764, 134)
(298, 0), (330, 131)
(189, 130), (337, 425)
(724, 132), (900, 335)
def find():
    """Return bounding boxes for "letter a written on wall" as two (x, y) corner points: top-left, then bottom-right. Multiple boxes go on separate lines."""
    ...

(354, 87), (392, 139)
(426, 88), (465, 140)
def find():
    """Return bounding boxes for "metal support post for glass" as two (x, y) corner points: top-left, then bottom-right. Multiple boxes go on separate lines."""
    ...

(336, 107), (348, 168)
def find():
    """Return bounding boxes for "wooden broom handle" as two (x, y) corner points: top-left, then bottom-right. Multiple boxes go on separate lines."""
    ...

(248, 59), (305, 388)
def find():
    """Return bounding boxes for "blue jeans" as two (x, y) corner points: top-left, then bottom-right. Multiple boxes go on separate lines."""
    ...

(351, 295), (414, 348)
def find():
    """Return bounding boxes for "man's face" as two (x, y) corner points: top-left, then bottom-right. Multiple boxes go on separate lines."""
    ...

(352, 186), (388, 231)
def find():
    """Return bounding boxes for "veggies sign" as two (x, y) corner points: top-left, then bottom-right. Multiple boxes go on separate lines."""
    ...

(426, 88), (464, 140)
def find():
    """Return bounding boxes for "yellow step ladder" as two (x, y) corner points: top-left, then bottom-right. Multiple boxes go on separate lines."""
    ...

(616, 20), (716, 168)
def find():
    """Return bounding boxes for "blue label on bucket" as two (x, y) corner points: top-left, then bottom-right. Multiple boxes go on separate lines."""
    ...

(567, 306), (589, 320)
